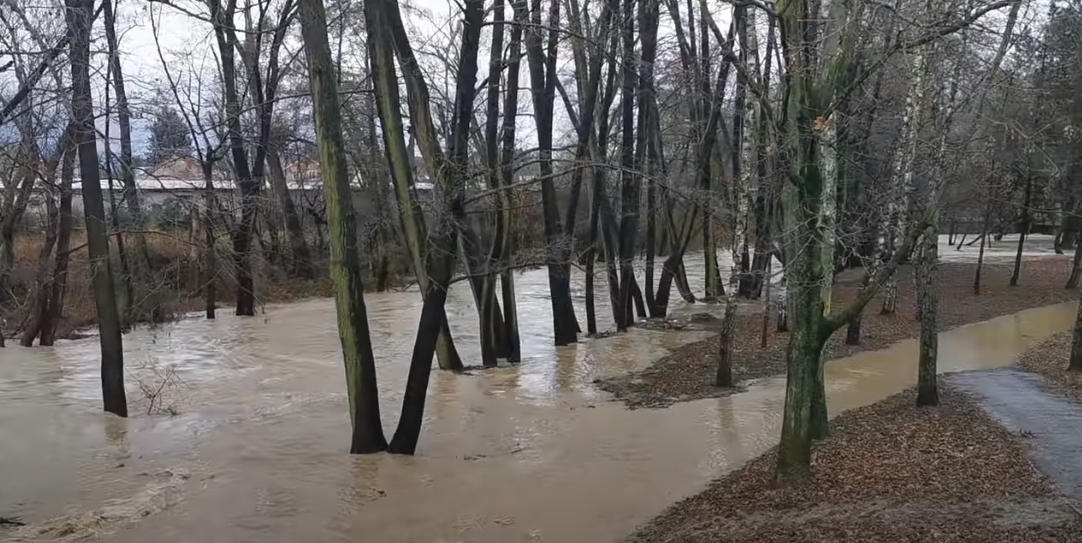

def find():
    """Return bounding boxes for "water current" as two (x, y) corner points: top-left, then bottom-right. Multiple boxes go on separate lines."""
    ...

(0, 235), (1072, 542)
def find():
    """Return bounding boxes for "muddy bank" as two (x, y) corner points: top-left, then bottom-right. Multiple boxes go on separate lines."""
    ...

(600, 259), (1077, 409)
(621, 387), (1082, 543)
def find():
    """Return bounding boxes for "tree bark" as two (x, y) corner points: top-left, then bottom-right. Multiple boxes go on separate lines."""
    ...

(517, 0), (580, 345)
(367, 0), (463, 371)
(298, 0), (388, 453)
(266, 149), (314, 278)
(209, 0), (258, 316)
(67, 0), (127, 417)
(380, 0), (477, 453)
(1009, 175), (1032, 286)
(103, 0), (152, 323)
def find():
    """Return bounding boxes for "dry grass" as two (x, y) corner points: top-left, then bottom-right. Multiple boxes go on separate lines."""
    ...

(622, 387), (1082, 543)
(600, 259), (1079, 409)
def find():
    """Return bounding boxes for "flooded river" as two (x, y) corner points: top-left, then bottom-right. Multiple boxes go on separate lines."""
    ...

(0, 238), (1074, 542)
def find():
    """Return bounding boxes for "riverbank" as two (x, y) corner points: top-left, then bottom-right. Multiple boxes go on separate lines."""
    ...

(600, 258), (1077, 409)
(621, 386), (1082, 543)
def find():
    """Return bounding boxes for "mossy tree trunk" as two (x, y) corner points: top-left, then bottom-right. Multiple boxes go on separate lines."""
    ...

(366, 0), (463, 371)
(298, 0), (388, 453)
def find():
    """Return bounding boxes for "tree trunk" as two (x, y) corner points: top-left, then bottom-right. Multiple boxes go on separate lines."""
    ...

(39, 135), (76, 346)
(209, 0), (257, 317)
(917, 219), (939, 406)
(1067, 237), (1082, 289)
(20, 184), (59, 347)
(1070, 281), (1082, 372)
(497, 8), (524, 362)
(367, 0), (463, 371)
(267, 149), (314, 278)
(974, 188), (996, 295)
(68, 0), (127, 417)
(517, 0), (579, 345)
(202, 162), (219, 319)
(299, 0), (388, 453)
(103, 0), (152, 324)
(1009, 175), (1032, 287)
(380, 0), (477, 453)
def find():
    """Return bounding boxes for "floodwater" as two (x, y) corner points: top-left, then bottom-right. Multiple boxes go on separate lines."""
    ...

(0, 237), (1073, 543)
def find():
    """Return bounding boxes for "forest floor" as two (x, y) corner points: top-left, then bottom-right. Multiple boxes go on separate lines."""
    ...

(599, 258), (1077, 409)
(619, 386), (1082, 543)
(1018, 331), (1082, 405)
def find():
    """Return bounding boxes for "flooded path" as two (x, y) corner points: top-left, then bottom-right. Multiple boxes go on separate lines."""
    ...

(949, 368), (1082, 507)
(0, 241), (1075, 543)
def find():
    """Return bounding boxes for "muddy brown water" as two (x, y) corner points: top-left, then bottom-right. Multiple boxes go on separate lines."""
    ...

(0, 242), (1074, 543)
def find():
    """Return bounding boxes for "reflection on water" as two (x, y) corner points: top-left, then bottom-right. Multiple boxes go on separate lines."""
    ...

(0, 254), (1076, 543)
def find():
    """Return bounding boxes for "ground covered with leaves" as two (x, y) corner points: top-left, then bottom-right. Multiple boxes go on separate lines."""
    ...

(599, 259), (1076, 408)
(621, 387), (1082, 543)
(1018, 331), (1082, 404)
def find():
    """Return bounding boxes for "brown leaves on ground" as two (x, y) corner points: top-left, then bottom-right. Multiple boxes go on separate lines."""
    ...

(599, 259), (1077, 409)
(622, 387), (1082, 543)
(1018, 331), (1082, 404)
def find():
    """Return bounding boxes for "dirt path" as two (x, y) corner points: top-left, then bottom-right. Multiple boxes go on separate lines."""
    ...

(948, 368), (1082, 508)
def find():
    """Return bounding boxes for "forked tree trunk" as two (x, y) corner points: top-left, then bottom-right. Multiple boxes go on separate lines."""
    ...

(68, 0), (127, 417)
(299, 0), (387, 453)
(382, 0), (479, 454)
(498, 10), (524, 361)
(208, 0), (258, 316)
(39, 133), (76, 346)
(367, 0), (463, 371)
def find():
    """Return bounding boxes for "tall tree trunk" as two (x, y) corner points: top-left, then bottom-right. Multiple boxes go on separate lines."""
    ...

(1067, 236), (1082, 289)
(20, 141), (65, 347)
(202, 162), (219, 319)
(1009, 175), (1032, 286)
(39, 134), (77, 346)
(103, 0), (152, 323)
(381, 0), (478, 453)
(917, 220), (939, 406)
(209, 0), (258, 317)
(498, 9), (524, 362)
(517, 0), (579, 345)
(482, 0), (508, 365)
(974, 189), (995, 294)
(367, 0), (463, 371)
(299, 0), (388, 453)
(616, 0), (639, 331)
(267, 149), (314, 278)
(67, 0), (127, 417)
(1070, 281), (1082, 372)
